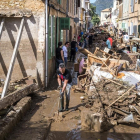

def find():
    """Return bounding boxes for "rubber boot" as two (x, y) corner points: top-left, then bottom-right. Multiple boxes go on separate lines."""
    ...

(59, 96), (64, 112)
(65, 97), (69, 111)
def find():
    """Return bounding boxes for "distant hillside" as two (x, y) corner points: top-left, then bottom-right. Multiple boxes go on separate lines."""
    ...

(91, 0), (113, 16)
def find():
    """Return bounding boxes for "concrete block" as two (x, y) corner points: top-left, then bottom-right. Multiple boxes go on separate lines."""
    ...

(0, 97), (31, 140)
(81, 109), (111, 132)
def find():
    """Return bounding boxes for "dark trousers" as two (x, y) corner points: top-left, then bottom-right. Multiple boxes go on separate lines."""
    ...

(56, 59), (63, 69)
(70, 50), (76, 62)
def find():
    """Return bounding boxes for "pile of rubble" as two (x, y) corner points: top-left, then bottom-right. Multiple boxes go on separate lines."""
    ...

(89, 26), (117, 52)
(74, 26), (140, 132)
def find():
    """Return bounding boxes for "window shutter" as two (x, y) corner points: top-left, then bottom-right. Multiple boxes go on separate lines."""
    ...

(52, 16), (56, 56)
(51, 16), (53, 56)
(58, 0), (61, 4)
(138, 25), (140, 35)
(56, 17), (59, 48)
(59, 17), (70, 30)
(48, 15), (52, 59)
(131, 0), (134, 12)
(60, 30), (63, 42)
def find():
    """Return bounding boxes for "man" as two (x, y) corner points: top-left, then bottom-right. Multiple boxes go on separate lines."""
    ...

(106, 37), (111, 49)
(123, 32), (129, 43)
(57, 63), (72, 112)
(70, 38), (77, 62)
(122, 30), (125, 36)
(62, 42), (69, 66)
(108, 34), (113, 47)
(88, 34), (93, 48)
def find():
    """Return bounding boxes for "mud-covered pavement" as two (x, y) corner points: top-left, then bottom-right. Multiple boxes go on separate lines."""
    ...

(7, 62), (140, 140)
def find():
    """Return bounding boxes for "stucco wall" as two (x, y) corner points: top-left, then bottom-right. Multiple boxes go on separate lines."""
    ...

(0, 0), (45, 87)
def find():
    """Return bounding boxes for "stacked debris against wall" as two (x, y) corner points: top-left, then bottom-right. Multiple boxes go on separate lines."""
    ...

(74, 26), (140, 132)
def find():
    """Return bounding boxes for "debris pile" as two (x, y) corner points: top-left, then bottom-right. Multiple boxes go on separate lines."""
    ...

(74, 26), (140, 132)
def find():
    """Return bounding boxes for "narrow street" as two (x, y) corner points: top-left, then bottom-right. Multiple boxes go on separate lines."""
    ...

(1, 0), (140, 140)
(6, 62), (140, 140)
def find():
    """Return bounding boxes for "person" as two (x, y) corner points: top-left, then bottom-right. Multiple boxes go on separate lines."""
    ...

(77, 35), (81, 43)
(108, 34), (113, 47)
(106, 37), (111, 49)
(70, 38), (77, 62)
(57, 63), (72, 112)
(88, 34), (93, 47)
(62, 42), (69, 66)
(123, 32), (129, 43)
(56, 42), (64, 69)
(122, 30), (125, 36)
(119, 29), (122, 37)
(84, 34), (87, 48)
(79, 58), (85, 75)
(80, 35), (84, 47)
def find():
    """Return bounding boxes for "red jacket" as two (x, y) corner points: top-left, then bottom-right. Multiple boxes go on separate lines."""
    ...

(108, 37), (113, 47)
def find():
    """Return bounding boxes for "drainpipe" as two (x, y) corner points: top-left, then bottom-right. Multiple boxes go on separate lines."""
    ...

(66, 0), (68, 41)
(45, 0), (48, 88)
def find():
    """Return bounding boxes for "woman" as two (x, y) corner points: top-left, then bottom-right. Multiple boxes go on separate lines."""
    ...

(56, 42), (64, 69)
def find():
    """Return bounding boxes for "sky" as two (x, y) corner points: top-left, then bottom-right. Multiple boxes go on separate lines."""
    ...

(90, 0), (96, 3)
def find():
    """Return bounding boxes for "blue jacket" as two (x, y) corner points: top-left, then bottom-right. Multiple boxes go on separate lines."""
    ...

(106, 40), (111, 49)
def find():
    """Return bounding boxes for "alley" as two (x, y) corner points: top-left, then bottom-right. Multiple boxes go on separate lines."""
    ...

(6, 61), (140, 140)
(1, 0), (140, 140)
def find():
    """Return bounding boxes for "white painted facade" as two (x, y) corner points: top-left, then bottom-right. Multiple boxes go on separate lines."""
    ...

(111, 0), (119, 27)
(101, 9), (110, 25)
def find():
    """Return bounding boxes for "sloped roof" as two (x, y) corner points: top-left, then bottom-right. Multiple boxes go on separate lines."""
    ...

(101, 8), (110, 12)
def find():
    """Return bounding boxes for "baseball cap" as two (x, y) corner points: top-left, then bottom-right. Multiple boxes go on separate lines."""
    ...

(59, 63), (65, 68)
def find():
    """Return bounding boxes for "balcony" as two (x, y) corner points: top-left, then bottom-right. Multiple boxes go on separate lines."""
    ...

(85, 0), (90, 3)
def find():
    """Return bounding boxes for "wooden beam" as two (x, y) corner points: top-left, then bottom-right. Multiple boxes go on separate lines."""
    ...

(108, 85), (135, 108)
(1, 18), (24, 98)
(0, 84), (38, 111)
(0, 18), (5, 40)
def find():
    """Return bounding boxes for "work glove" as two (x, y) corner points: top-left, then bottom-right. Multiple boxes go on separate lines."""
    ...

(60, 91), (64, 97)
(57, 85), (62, 90)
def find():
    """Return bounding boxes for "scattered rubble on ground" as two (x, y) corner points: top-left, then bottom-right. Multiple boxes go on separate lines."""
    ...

(0, 76), (38, 118)
(74, 26), (140, 132)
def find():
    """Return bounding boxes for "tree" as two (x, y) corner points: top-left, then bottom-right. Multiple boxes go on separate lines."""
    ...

(92, 15), (100, 26)
(89, 4), (100, 26)
(89, 4), (96, 17)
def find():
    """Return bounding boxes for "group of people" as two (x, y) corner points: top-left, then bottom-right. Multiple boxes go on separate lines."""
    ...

(56, 39), (77, 69)
(77, 32), (93, 48)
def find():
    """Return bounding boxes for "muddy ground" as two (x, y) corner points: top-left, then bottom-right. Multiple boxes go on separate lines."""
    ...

(7, 62), (140, 140)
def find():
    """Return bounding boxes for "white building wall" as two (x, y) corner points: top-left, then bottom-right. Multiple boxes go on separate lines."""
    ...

(101, 11), (110, 25)
(111, 0), (118, 27)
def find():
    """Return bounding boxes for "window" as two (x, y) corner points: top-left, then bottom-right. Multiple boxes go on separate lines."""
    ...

(58, 0), (61, 4)
(59, 17), (70, 30)
(131, 0), (134, 13)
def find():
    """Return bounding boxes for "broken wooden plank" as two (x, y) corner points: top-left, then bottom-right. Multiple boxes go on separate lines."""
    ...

(108, 85), (135, 108)
(0, 84), (38, 111)
(94, 47), (119, 59)
(88, 54), (110, 67)
(78, 46), (93, 56)
(103, 77), (137, 93)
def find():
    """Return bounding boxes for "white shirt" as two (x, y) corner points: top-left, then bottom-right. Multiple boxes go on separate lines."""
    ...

(123, 35), (129, 40)
(62, 46), (68, 57)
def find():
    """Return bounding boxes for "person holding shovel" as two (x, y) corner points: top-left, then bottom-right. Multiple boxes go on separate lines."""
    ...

(57, 63), (72, 112)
